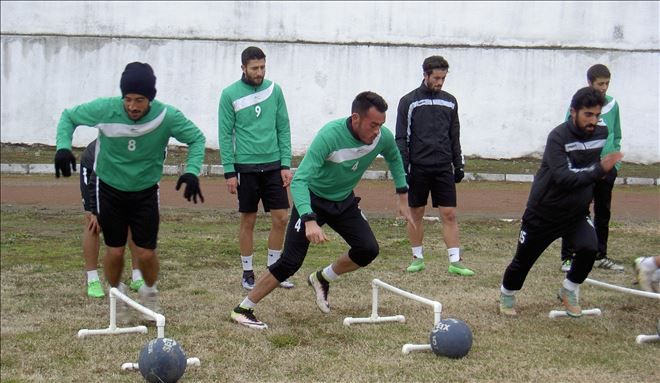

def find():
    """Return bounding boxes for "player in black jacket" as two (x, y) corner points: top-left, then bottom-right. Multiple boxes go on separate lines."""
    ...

(499, 87), (623, 317)
(395, 55), (474, 276)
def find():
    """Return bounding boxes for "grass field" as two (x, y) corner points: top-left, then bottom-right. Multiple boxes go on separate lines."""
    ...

(1, 205), (658, 382)
(2, 143), (659, 178)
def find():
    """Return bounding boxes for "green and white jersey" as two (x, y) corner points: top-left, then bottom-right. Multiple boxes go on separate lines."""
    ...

(291, 118), (407, 216)
(218, 78), (291, 173)
(56, 97), (206, 191)
(565, 94), (622, 169)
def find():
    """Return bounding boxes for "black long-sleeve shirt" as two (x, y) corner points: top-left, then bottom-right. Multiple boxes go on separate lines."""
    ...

(526, 119), (608, 223)
(395, 81), (463, 172)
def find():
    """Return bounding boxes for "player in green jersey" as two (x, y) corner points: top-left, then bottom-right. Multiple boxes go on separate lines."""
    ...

(54, 62), (206, 319)
(231, 91), (415, 329)
(219, 46), (294, 290)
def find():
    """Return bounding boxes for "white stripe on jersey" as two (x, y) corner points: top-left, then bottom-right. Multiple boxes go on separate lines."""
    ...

(326, 133), (382, 163)
(232, 83), (275, 112)
(97, 109), (167, 137)
(564, 139), (606, 152)
(406, 98), (455, 140)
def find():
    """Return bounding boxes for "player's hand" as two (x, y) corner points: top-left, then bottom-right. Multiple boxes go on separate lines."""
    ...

(281, 168), (293, 188)
(454, 168), (465, 183)
(398, 193), (417, 231)
(225, 176), (238, 194)
(305, 220), (329, 244)
(85, 212), (100, 234)
(54, 149), (77, 178)
(600, 152), (624, 172)
(176, 173), (204, 203)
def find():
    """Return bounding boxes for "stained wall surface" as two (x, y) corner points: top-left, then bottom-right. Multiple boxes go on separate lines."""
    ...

(2, 1), (658, 162)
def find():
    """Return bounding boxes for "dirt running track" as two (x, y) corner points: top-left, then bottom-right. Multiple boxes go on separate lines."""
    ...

(1, 175), (657, 222)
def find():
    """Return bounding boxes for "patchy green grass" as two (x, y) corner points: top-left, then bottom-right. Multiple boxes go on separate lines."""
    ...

(2, 143), (658, 178)
(1, 206), (659, 382)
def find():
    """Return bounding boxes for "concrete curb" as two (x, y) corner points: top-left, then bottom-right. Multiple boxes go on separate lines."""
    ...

(1, 163), (657, 186)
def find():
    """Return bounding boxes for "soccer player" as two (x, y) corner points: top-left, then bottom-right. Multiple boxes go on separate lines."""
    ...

(395, 55), (474, 276)
(634, 256), (660, 293)
(54, 62), (206, 317)
(218, 46), (294, 290)
(231, 91), (415, 329)
(498, 87), (623, 317)
(560, 64), (624, 272)
(80, 139), (143, 298)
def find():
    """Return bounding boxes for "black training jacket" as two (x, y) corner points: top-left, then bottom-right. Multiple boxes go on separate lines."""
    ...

(395, 81), (463, 172)
(526, 120), (608, 223)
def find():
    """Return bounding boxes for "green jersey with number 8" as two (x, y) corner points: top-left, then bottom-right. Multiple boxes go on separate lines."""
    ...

(56, 97), (205, 192)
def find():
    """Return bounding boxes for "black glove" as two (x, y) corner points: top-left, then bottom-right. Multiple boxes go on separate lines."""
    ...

(54, 149), (77, 178)
(454, 168), (464, 183)
(176, 173), (204, 203)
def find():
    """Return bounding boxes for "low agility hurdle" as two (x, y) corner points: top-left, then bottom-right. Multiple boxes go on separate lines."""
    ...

(343, 279), (442, 354)
(585, 278), (660, 344)
(77, 288), (202, 371)
(584, 278), (660, 300)
(78, 287), (165, 338)
(548, 308), (602, 319)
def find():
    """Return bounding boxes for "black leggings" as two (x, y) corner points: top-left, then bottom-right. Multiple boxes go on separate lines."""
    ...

(269, 192), (378, 282)
(502, 210), (598, 291)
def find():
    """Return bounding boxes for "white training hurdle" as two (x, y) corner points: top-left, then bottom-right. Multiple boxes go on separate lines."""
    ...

(584, 278), (660, 344)
(121, 357), (201, 371)
(78, 287), (166, 339)
(584, 278), (660, 300)
(77, 287), (202, 372)
(343, 279), (442, 354)
(548, 308), (602, 319)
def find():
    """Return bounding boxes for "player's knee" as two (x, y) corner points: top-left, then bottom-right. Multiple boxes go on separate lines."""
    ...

(270, 256), (303, 281)
(349, 240), (379, 267)
(574, 244), (598, 259)
(271, 213), (289, 231)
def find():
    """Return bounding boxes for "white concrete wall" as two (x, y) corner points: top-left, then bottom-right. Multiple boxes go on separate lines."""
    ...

(2, 1), (658, 163)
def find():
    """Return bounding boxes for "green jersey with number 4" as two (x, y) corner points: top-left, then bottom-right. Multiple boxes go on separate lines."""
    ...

(56, 97), (206, 192)
(291, 118), (407, 216)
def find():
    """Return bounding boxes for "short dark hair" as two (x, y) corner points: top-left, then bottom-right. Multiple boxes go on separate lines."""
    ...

(352, 91), (388, 115)
(422, 55), (449, 75)
(570, 86), (606, 111)
(241, 46), (266, 65)
(587, 64), (611, 83)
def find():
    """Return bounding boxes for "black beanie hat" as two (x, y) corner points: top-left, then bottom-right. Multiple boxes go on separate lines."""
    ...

(120, 62), (157, 101)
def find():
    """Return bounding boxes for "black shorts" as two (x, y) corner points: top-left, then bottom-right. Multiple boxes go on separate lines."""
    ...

(407, 164), (456, 208)
(80, 166), (94, 212)
(237, 170), (290, 213)
(268, 192), (379, 282)
(97, 179), (160, 249)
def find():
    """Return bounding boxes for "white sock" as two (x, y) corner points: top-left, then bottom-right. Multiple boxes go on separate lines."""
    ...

(500, 285), (516, 296)
(322, 265), (339, 281)
(562, 278), (579, 292)
(132, 269), (143, 281)
(411, 246), (423, 259)
(267, 249), (282, 267)
(240, 297), (256, 309)
(448, 248), (460, 263)
(652, 270), (660, 282)
(140, 283), (158, 294)
(86, 270), (99, 283)
(640, 257), (658, 272)
(241, 255), (253, 271)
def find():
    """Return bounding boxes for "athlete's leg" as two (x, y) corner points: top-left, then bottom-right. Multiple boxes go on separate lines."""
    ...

(239, 212), (258, 256)
(103, 246), (126, 287)
(83, 212), (101, 273)
(438, 206), (459, 248)
(408, 206), (426, 246)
